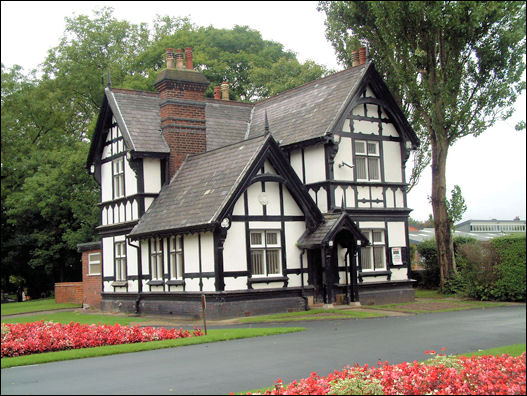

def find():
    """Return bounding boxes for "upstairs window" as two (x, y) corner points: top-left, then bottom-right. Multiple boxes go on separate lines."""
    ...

(169, 236), (183, 280)
(115, 242), (127, 281)
(250, 230), (281, 276)
(355, 140), (380, 181)
(112, 158), (125, 199)
(150, 238), (163, 281)
(360, 229), (386, 271)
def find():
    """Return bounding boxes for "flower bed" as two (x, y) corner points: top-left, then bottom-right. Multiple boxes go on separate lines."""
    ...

(243, 350), (526, 395)
(1, 321), (203, 358)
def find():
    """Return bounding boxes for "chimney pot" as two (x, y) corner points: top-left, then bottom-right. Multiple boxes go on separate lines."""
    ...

(359, 47), (367, 65)
(214, 86), (221, 100)
(221, 82), (229, 101)
(175, 48), (184, 69)
(352, 50), (360, 67)
(166, 48), (174, 69)
(185, 47), (193, 70)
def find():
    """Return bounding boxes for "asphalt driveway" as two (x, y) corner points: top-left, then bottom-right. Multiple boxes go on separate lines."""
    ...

(2, 305), (525, 395)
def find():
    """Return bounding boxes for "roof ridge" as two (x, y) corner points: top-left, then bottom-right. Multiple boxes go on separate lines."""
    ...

(111, 87), (159, 97)
(254, 63), (369, 106)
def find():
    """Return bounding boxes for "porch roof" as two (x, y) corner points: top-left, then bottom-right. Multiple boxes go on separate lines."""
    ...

(297, 213), (369, 249)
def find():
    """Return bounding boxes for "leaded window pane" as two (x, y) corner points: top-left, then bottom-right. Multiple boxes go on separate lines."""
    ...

(368, 157), (380, 180)
(251, 250), (264, 275)
(266, 250), (280, 274)
(355, 141), (366, 154)
(250, 232), (262, 246)
(361, 248), (372, 270)
(367, 142), (378, 155)
(374, 247), (385, 269)
(266, 232), (278, 245)
(356, 157), (367, 179)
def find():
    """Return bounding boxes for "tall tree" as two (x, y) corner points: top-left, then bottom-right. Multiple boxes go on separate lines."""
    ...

(318, 1), (526, 290)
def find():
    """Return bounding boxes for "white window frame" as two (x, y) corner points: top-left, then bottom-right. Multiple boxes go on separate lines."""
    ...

(88, 252), (101, 276)
(112, 157), (125, 199)
(249, 230), (282, 277)
(169, 236), (183, 280)
(115, 241), (127, 281)
(354, 140), (381, 182)
(150, 238), (163, 281)
(360, 229), (386, 271)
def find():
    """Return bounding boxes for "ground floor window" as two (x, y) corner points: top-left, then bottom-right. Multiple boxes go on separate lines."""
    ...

(115, 241), (127, 280)
(88, 252), (101, 275)
(169, 236), (183, 279)
(250, 230), (281, 276)
(360, 229), (386, 271)
(150, 238), (163, 280)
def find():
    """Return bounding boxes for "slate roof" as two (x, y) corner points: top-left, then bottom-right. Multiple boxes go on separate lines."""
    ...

(205, 101), (253, 150)
(297, 213), (369, 248)
(129, 134), (270, 237)
(106, 63), (372, 154)
(248, 63), (370, 146)
(108, 88), (169, 154)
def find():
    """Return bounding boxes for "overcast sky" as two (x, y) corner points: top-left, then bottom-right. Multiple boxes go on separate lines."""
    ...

(2, 1), (526, 222)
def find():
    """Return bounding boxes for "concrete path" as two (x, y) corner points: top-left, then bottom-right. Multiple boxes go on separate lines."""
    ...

(2, 305), (525, 395)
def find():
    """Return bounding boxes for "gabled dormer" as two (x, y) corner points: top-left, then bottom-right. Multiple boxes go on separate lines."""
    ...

(87, 87), (169, 234)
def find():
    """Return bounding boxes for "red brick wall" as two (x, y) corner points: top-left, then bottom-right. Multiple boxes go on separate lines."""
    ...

(55, 282), (83, 304)
(82, 248), (102, 308)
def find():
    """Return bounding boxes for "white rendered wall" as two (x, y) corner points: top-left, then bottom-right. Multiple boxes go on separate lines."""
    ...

(200, 232), (215, 274)
(387, 222), (406, 247)
(264, 182), (281, 215)
(101, 162), (112, 202)
(246, 182), (264, 216)
(289, 149), (304, 182)
(390, 268), (408, 281)
(143, 158), (161, 194)
(333, 136), (354, 181)
(304, 144), (326, 184)
(223, 222), (247, 272)
(124, 158), (137, 196)
(102, 237), (114, 292)
(383, 141), (403, 182)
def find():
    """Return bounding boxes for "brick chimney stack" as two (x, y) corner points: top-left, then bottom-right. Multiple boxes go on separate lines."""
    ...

(185, 47), (193, 70)
(352, 50), (360, 67)
(359, 47), (367, 65)
(221, 82), (229, 101)
(166, 48), (175, 69)
(214, 86), (221, 100)
(154, 47), (210, 180)
(175, 48), (184, 69)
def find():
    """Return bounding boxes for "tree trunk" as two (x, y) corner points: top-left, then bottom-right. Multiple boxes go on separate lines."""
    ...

(430, 136), (456, 291)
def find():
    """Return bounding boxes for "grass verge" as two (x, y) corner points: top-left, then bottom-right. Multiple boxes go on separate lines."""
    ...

(1, 298), (81, 316)
(368, 299), (509, 313)
(235, 343), (527, 395)
(1, 311), (149, 326)
(237, 308), (384, 323)
(1, 327), (305, 369)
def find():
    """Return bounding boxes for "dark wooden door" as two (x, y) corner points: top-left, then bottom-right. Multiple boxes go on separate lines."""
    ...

(308, 249), (324, 303)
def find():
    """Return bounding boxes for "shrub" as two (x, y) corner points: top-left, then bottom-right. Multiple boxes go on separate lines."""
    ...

(416, 237), (476, 289)
(456, 241), (499, 300)
(490, 234), (526, 301)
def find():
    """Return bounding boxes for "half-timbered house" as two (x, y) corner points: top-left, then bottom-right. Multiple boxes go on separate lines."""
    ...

(86, 47), (419, 318)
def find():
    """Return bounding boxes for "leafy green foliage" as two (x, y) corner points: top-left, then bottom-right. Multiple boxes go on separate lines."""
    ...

(446, 185), (467, 228)
(416, 237), (477, 289)
(2, 7), (328, 297)
(490, 234), (526, 301)
(444, 235), (525, 301)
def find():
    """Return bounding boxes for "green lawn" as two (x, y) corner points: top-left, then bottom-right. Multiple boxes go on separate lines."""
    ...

(1, 327), (305, 369)
(1, 298), (80, 316)
(237, 308), (384, 323)
(1, 311), (149, 326)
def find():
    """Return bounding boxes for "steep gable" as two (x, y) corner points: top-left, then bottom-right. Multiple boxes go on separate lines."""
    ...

(129, 134), (323, 239)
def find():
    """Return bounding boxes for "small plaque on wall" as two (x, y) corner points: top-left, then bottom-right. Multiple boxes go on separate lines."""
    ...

(391, 247), (403, 265)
